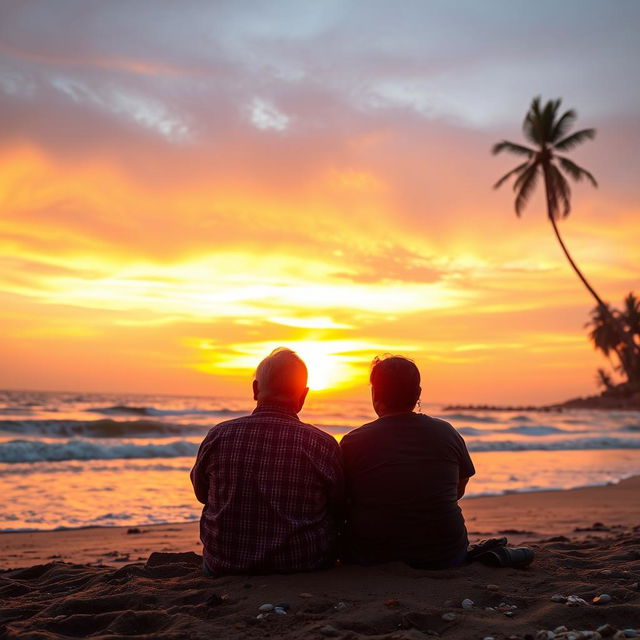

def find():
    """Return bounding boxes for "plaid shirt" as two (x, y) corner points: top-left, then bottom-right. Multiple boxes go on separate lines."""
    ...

(191, 402), (344, 573)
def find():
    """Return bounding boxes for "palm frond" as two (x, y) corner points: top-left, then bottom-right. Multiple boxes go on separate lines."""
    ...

(522, 96), (543, 145)
(557, 156), (598, 187)
(554, 128), (596, 151)
(493, 160), (530, 189)
(551, 108), (576, 142)
(586, 304), (620, 356)
(514, 164), (539, 216)
(541, 99), (562, 141)
(492, 141), (535, 156)
(622, 292), (640, 334)
(548, 164), (571, 218)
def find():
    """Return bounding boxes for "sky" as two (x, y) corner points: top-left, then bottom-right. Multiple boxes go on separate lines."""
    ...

(0, 0), (639, 404)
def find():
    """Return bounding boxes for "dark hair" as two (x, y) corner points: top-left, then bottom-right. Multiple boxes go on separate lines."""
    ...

(370, 355), (421, 412)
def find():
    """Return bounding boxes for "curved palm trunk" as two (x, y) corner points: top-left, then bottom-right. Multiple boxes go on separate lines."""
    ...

(542, 164), (640, 385)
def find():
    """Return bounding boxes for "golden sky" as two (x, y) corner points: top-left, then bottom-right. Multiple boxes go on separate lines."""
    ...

(1, 2), (639, 403)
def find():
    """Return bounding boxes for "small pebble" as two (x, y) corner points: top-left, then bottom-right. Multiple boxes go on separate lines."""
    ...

(566, 595), (589, 606)
(593, 593), (612, 605)
(299, 592), (314, 598)
(256, 613), (267, 620)
(319, 625), (339, 637)
(597, 625), (618, 637)
(551, 593), (567, 603)
(555, 627), (568, 634)
(273, 607), (287, 615)
(486, 584), (500, 591)
(601, 569), (613, 576)
(504, 611), (514, 617)
(335, 601), (348, 610)
(275, 602), (290, 611)
(484, 637), (495, 640)
(461, 598), (474, 609)
(536, 632), (556, 640)
(441, 612), (457, 621)
(258, 603), (274, 612)
(623, 632), (638, 638)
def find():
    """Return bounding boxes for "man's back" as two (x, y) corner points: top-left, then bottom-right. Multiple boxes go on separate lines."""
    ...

(191, 403), (343, 573)
(340, 412), (475, 568)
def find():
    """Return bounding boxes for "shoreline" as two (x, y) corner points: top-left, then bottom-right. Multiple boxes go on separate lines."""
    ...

(2, 474), (637, 537)
(2, 476), (639, 570)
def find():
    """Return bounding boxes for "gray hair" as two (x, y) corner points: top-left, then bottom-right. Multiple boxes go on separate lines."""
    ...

(254, 347), (308, 402)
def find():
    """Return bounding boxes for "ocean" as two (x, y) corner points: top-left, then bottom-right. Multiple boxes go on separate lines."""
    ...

(1, 389), (639, 532)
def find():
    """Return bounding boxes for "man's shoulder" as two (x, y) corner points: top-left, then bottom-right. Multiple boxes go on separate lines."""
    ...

(413, 414), (463, 440)
(200, 414), (253, 440)
(208, 413), (338, 450)
(341, 414), (459, 444)
(297, 419), (341, 451)
(340, 418), (382, 446)
(423, 414), (457, 430)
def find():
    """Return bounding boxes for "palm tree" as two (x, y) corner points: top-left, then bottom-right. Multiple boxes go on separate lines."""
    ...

(621, 292), (640, 339)
(586, 293), (640, 387)
(492, 96), (640, 373)
(586, 303), (632, 382)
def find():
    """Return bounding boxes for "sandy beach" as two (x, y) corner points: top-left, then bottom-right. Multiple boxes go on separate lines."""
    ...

(2, 477), (639, 639)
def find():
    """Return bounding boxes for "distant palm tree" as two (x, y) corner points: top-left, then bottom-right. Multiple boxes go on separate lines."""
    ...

(586, 293), (640, 386)
(586, 303), (632, 382)
(621, 292), (640, 337)
(492, 96), (640, 371)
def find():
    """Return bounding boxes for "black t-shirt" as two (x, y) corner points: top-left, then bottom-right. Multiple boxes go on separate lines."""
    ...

(340, 412), (475, 567)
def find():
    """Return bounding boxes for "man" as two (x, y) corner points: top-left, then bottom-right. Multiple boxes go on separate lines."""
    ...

(340, 355), (475, 569)
(191, 347), (343, 574)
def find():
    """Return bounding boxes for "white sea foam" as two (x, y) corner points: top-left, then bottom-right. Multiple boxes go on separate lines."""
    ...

(0, 439), (199, 463)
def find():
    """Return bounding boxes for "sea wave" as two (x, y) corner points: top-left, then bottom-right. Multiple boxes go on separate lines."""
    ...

(0, 439), (199, 463)
(440, 413), (498, 423)
(467, 437), (640, 452)
(0, 418), (208, 438)
(87, 405), (246, 418)
(458, 424), (583, 437)
(1, 435), (640, 464)
(504, 425), (568, 436)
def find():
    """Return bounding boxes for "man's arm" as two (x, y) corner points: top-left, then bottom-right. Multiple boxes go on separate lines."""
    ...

(457, 476), (470, 500)
(190, 436), (213, 504)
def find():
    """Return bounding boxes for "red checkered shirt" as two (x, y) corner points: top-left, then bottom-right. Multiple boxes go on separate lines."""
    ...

(191, 402), (344, 573)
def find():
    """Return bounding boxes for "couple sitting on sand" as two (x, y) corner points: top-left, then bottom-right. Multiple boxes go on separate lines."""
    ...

(191, 348), (530, 575)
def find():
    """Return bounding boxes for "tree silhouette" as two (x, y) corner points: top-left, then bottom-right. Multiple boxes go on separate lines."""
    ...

(587, 293), (640, 387)
(492, 96), (640, 381)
